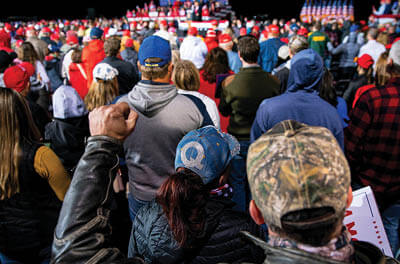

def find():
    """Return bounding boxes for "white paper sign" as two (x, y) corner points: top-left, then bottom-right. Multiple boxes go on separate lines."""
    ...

(343, 186), (393, 257)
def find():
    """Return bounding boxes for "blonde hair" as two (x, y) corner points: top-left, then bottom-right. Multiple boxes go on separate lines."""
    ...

(0, 88), (40, 200)
(172, 60), (200, 91)
(171, 50), (181, 65)
(375, 51), (390, 86)
(84, 77), (119, 111)
(377, 31), (389, 46)
(17, 41), (39, 69)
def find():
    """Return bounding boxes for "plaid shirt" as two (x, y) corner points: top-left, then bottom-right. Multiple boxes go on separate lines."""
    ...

(345, 77), (400, 208)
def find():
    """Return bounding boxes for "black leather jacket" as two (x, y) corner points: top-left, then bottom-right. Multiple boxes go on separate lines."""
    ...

(51, 136), (399, 264)
(51, 136), (143, 264)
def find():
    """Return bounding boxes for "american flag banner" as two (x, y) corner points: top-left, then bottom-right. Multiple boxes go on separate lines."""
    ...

(349, 0), (355, 21)
(343, 0), (349, 20)
(321, 0), (329, 23)
(300, 0), (308, 23)
(326, 0), (332, 18)
(299, 0), (353, 23)
(322, 0), (327, 17)
(337, 0), (343, 19)
(311, 0), (317, 18)
(307, 0), (313, 23)
(316, 0), (322, 21)
(331, 0), (337, 18)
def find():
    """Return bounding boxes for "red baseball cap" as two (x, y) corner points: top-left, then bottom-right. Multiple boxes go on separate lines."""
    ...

(66, 35), (79, 45)
(206, 29), (216, 38)
(3, 62), (35, 93)
(356, 54), (374, 69)
(125, 38), (134, 48)
(297, 27), (309, 36)
(268, 25), (280, 34)
(160, 20), (168, 27)
(16, 27), (25, 36)
(219, 33), (232, 44)
(188, 27), (198, 36)
(42, 27), (51, 34)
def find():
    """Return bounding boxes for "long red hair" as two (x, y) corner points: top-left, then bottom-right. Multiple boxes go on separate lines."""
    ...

(156, 169), (208, 248)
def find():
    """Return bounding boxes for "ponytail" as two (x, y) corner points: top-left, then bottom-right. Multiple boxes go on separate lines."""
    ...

(156, 168), (208, 248)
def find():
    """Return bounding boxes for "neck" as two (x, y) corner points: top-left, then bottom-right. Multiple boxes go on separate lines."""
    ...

(242, 61), (259, 67)
(141, 76), (170, 83)
(267, 226), (354, 263)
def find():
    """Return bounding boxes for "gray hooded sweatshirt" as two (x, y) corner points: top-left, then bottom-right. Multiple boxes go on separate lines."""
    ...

(331, 32), (361, 68)
(118, 80), (208, 201)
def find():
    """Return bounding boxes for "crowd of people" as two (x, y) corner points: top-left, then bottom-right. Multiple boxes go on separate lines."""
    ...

(0, 0), (400, 263)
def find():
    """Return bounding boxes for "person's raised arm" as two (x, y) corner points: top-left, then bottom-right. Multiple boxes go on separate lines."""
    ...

(51, 103), (140, 264)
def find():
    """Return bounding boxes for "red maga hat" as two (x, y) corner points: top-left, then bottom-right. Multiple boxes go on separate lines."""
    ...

(3, 62), (35, 93)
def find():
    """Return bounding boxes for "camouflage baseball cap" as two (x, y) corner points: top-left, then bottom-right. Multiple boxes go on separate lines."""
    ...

(247, 120), (350, 229)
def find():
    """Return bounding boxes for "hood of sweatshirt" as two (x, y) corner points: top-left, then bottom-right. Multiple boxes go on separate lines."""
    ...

(186, 35), (204, 47)
(88, 39), (104, 53)
(127, 80), (177, 117)
(348, 31), (357, 44)
(286, 48), (324, 94)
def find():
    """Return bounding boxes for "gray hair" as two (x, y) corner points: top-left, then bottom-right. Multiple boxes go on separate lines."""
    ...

(368, 28), (379, 40)
(288, 35), (309, 56)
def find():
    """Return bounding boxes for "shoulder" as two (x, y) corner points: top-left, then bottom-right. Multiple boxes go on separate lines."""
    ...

(34, 145), (57, 160)
(116, 94), (130, 103)
(33, 145), (61, 173)
(134, 201), (182, 259)
(134, 201), (167, 233)
(258, 94), (287, 110)
(357, 85), (382, 102)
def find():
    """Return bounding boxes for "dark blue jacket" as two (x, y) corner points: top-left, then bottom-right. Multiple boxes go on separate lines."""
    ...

(129, 198), (265, 264)
(258, 38), (285, 73)
(251, 49), (344, 150)
(101, 56), (139, 95)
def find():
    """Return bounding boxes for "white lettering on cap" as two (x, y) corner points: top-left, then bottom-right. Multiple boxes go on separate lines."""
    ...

(180, 141), (205, 170)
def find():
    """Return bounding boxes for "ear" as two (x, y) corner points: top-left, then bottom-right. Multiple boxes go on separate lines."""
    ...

(137, 60), (141, 73)
(346, 186), (353, 209)
(249, 200), (265, 225)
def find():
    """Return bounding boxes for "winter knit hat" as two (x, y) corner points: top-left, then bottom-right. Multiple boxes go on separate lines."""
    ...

(52, 85), (88, 119)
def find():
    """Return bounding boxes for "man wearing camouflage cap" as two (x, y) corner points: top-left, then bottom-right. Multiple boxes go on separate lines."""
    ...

(244, 119), (398, 263)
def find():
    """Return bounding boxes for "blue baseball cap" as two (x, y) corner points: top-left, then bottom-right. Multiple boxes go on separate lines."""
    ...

(175, 126), (240, 184)
(90, 27), (103, 39)
(138, 35), (171, 67)
(350, 24), (360, 32)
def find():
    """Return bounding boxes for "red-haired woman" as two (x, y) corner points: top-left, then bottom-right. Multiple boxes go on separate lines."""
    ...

(129, 126), (265, 263)
(199, 47), (233, 132)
